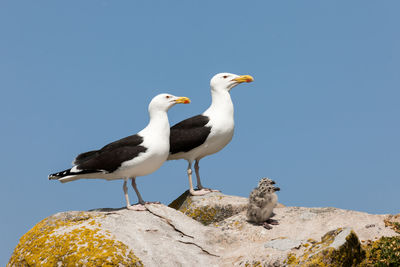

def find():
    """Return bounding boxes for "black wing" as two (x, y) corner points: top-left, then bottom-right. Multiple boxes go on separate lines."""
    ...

(170, 115), (211, 154)
(74, 134), (147, 173)
(73, 150), (98, 165)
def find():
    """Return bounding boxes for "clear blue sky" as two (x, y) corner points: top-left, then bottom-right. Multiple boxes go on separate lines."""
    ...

(1, 1), (399, 264)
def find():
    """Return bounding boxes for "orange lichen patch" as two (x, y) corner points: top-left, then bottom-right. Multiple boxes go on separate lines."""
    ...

(8, 212), (142, 266)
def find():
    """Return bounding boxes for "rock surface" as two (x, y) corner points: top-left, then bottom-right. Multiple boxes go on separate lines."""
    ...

(169, 191), (249, 225)
(9, 192), (400, 266)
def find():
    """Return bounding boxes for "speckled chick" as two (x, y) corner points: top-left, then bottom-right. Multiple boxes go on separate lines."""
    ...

(247, 178), (280, 229)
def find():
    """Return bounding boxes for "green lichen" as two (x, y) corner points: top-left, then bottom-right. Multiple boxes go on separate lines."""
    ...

(168, 190), (191, 210)
(287, 219), (400, 267)
(307, 238), (317, 244)
(384, 217), (400, 234)
(360, 215), (400, 266)
(244, 260), (263, 267)
(179, 197), (218, 225)
(311, 231), (364, 266)
(213, 219), (245, 231)
(169, 192), (221, 225)
(170, 191), (244, 225)
(168, 190), (220, 225)
(363, 236), (400, 266)
(285, 253), (299, 265)
(8, 212), (143, 267)
(286, 229), (365, 267)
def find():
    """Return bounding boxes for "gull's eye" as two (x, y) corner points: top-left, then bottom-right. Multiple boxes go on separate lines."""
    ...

(223, 75), (228, 79)
(165, 95), (170, 99)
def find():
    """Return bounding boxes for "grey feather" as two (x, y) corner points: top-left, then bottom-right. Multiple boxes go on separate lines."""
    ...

(247, 178), (280, 225)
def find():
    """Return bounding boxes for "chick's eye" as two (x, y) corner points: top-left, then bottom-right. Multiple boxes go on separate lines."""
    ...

(223, 75), (228, 79)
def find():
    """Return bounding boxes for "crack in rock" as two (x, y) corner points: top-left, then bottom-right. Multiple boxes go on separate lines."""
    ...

(177, 240), (220, 257)
(146, 206), (194, 239)
(146, 206), (220, 257)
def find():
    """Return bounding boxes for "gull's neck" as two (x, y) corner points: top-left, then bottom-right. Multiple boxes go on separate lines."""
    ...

(139, 109), (170, 138)
(204, 88), (234, 118)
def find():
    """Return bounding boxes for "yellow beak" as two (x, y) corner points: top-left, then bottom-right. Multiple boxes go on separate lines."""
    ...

(232, 75), (254, 83)
(175, 96), (191, 104)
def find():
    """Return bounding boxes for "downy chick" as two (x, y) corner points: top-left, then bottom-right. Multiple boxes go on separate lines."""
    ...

(247, 178), (280, 229)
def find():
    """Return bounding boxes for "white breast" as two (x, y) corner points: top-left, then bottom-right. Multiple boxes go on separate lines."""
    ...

(259, 194), (278, 221)
(116, 110), (171, 179)
(117, 134), (169, 178)
(201, 115), (234, 156)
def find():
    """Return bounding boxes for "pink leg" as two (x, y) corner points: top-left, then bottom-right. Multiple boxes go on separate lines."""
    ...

(187, 161), (212, 196)
(194, 160), (219, 193)
(123, 178), (147, 211)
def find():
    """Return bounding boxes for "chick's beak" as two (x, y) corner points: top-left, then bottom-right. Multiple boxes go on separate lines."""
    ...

(232, 75), (254, 83)
(175, 96), (191, 104)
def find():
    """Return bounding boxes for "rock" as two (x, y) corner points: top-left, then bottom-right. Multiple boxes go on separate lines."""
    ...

(8, 205), (220, 267)
(285, 228), (366, 266)
(169, 190), (248, 225)
(213, 206), (398, 266)
(8, 211), (143, 266)
(264, 239), (303, 251)
(9, 192), (400, 266)
(362, 215), (400, 266)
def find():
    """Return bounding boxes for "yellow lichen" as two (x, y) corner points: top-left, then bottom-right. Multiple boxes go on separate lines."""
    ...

(170, 191), (246, 225)
(243, 260), (263, 267)
(285, 253), (299, 265)
(8, 212), (143, 267)
(178, 197), (218, 225)
(307, 238), (317, 244)
(362, 236), (400, 266)
(384, 216), (400, 234)
(286, 229), (365, 266)
(168, 190), (191, 210)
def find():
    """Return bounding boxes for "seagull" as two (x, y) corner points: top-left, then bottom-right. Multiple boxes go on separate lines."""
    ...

(168, 73), (254, 195)
(49, 93), (190, 211)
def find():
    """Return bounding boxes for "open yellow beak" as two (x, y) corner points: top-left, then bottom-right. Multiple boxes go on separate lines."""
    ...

(232, 75), (254, 83)
(175, 96), (191, 104)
